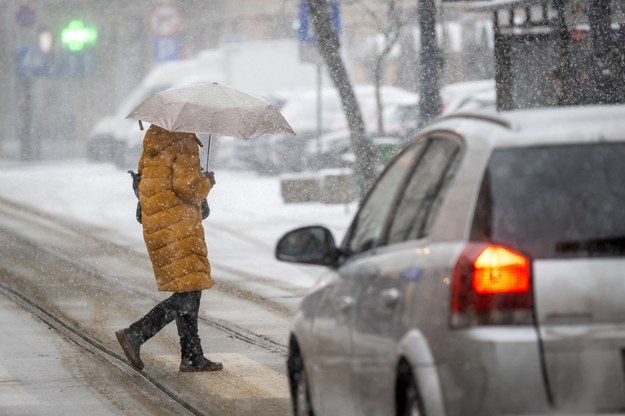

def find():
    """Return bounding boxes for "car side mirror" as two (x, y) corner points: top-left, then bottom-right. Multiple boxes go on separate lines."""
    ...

(275, 226), (340, 268)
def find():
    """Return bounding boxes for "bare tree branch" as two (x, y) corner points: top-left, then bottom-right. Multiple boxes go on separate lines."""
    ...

(364, 1), (417, 135)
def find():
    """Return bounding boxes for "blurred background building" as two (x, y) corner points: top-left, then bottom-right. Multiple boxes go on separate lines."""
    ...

(0, 0), (493, 160)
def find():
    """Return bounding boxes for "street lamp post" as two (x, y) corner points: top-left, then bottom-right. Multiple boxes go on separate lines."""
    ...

(14, 3), (39, 160)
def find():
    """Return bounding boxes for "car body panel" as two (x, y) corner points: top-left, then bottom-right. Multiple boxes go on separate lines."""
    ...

(534, 259), (625, 410)
(308, 261), (361, 416)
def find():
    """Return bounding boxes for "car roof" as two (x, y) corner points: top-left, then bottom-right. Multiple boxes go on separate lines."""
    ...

(421, 105), (625, 149)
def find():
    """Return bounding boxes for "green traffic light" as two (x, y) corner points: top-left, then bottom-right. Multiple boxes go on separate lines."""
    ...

(61, 20), (98, 52)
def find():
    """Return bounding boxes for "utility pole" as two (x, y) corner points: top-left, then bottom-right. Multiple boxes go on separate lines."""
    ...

(16, 72), (36, 160)
(418, 0), (440, 127)
(588, 0), (625, 104)
(589, 0), (610, 103)
(14, 3), (39, 160)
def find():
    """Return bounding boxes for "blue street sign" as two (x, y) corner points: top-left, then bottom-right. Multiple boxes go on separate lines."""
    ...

(17, 46), (51, 77)
(16, 5), (36, 28)
(68, 51), (95, 78)
(153, 35), (181, 62)
(298, 0), (340, 45)
(52, 49), (96, 78)
(18, 45), (96, 78)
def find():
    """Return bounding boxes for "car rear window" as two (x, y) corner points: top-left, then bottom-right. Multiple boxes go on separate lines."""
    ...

(471, 143), (625, 259)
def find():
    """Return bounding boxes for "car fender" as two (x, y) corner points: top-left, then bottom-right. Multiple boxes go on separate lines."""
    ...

(288, 310), (325, 411)
(289, 310), (308, 348)
(289, 308), (317, 364)
(397, 329), (446, 416)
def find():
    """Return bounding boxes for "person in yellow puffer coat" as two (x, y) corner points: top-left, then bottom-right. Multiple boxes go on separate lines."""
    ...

(115, 124), (223, 373)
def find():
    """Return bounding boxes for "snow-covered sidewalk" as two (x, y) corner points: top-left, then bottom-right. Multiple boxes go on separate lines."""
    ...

(0, 294), (126, 416)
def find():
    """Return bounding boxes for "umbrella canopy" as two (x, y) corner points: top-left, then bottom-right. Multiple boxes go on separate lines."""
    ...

(126, 82), (295, 139)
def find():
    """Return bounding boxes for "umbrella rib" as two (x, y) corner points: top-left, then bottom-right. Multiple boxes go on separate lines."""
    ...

(170, 100), (189, 132)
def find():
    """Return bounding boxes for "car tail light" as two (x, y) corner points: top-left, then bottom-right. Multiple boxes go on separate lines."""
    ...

(451, 243), (534, 328)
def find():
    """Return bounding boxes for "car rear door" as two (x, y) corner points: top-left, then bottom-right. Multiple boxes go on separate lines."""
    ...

(348, 135), (463, 415)
(475, 143), (625, 411)
(310, 140), (426, 416)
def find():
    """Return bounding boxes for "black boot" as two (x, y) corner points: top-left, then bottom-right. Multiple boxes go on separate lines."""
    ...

(115, 328), (144, 371)
(117, 296), (177, 371)
(177, 311), (223, 372)
(180, 355), (223, 372)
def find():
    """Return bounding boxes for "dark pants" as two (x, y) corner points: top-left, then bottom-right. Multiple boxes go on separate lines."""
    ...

(128, 291), (203, 361)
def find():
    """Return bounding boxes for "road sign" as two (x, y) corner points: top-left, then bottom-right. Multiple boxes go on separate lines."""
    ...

(298, 0), (341, 64)
(54, 50), (96, 78)
(16, 4), (36, 28)
(298, 0), (340, 44)
(149, 3), (182, 37)
(153, 35), (181, 62)
(18, 48), (97, 78)
(17, 45), (50, 77)
(298, 1), (315, 44)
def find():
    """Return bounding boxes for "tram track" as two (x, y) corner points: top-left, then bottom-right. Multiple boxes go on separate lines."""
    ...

(0, 280), (202, 416)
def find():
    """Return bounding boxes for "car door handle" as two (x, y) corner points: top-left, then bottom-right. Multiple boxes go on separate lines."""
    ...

(338, 296), (355, 313)
(380, 288), (400, 308)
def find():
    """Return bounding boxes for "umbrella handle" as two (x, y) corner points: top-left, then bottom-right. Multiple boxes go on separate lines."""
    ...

(205, 133), (211, 172)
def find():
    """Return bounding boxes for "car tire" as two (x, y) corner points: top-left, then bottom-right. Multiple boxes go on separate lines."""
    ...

(396, 363), (426, 416)
(295, 364), (314, 416)
(287, 345), (315, 416)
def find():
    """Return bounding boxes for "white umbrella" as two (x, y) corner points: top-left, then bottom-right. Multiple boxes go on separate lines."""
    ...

(126, 82), (295, 168)
(126, 82), (295, 138)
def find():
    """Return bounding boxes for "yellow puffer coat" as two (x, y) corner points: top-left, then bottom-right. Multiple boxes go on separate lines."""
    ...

(138, 125), (214, 292)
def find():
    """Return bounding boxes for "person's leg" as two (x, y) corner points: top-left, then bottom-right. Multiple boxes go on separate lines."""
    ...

(174, 291), (203, 360)
(129, 294), (180, 342)
(116, 293), (180, 370)
(174, 291), (223, 372)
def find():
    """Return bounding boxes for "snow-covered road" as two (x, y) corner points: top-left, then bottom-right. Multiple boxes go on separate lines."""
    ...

(0, 159), (360, 415)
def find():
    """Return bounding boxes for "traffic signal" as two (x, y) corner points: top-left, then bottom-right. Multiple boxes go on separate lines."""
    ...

(61, 20), (98, 52)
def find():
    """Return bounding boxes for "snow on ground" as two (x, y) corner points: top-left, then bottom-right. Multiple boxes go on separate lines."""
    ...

(0, 159), (357, 289)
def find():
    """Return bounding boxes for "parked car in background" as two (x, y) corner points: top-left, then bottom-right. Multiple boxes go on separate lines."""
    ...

(280, 85), (418, 136)
(440, 79), (496, 115)
(276, 105), (625, 416)
(237, 85), (417, 175)
(304, 130), (406, 171)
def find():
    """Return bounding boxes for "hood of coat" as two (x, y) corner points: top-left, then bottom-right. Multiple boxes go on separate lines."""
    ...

(142, 124), (203, 157)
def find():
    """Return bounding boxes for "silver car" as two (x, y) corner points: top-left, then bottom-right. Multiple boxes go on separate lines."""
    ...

(276, 105), (625, 416)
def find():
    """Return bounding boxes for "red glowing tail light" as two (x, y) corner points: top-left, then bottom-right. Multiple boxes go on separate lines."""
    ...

(451, 243), (534, 327)
(473, 246), (530, 294)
